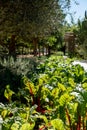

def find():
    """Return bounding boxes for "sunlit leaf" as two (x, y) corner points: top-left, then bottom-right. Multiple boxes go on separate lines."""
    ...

(82, 82), (87, 90)
(68, 78), (75, 88)
(10, 122), (20, 130)
(58, 83), (66, 91)
(52, 88), (59, 98)
(4, 85), (14, 102)
(51, 119), (65, 130)
(1, 109), (8, 118)
(38, 115), (48, 124)
(20, 123), (34, 130)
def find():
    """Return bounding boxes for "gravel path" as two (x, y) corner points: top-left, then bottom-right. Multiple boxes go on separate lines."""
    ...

(73, 60), (87, 71)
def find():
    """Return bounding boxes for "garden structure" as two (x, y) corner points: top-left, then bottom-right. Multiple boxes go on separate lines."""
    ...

(64, 32), (76, 56)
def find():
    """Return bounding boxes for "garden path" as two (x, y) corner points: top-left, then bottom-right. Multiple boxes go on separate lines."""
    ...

(73, 60), (87, 71)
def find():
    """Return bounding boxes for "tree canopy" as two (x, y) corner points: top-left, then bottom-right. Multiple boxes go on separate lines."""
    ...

(0, 0), (72, 40)
(0, 0), (74, 56)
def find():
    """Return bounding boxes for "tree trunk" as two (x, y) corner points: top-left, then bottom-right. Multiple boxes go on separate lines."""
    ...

(9, 35), (16, 57)
(42, 46), (44, 56)
(38, 45), (41, 57)
(33, 38), (38, 56)
(48, 46), (51, 55)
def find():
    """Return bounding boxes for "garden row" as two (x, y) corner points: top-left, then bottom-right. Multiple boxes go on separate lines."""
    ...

(0, 55), (87, 130)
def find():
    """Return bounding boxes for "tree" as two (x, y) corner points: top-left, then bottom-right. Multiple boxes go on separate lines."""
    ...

(0, 0), (73, 56)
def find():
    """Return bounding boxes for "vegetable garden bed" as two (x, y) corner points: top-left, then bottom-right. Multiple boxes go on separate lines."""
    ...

(0, 55), (87, 130)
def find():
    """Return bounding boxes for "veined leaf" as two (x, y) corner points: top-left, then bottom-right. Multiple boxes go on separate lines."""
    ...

(38, 115), (48, 124)
(4, 85), (14, 102)
(52, 88), (59, 98)
(25, 81), (36, 95)
(20, 122), (34, 130)
(39, 74), (49, 85)
(22, 76), (36, 95)
(51, 119), (65, 130)
(1, 109), (8, 118)
(73, 103), (78, 113)
(38, 78), (44, 86)
(68, 78), (76, 88)
(20, 123), (30, 130)
(59, 93), (71, 106)
(41, 87), (51, 100)
(10, 122), (20, 130)
(58, 83), (66, 91)
(82, 82), (87, 90)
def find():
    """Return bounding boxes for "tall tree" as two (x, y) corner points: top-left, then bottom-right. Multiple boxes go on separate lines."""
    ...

(0, 0), (72, 56)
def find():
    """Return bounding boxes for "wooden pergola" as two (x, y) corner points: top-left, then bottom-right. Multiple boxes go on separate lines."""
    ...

(64, 32), (76, 55)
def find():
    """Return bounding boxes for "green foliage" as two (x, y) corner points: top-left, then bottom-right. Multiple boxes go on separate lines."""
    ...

(51, 119), (65, 130)
(0, 55), (87, 129)
(47, 36), (57, 47)
(74, 11), (87, 59)
(0, 0), (67, 42)
(4, 85), (14, 102)
(0, 103), (36, 130)
(0, 56), (39, 102)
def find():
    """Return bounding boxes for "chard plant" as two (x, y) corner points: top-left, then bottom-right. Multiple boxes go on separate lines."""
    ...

(0, 55), (87, 130)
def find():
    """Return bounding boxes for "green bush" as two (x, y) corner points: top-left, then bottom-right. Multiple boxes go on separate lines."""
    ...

(0, 56), (39, 102)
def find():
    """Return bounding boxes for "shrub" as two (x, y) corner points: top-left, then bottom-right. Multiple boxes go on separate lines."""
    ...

(0, 56), (39, 102)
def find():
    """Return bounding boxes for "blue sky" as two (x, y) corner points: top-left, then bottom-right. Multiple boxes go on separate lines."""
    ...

(65, 0), (87, 23)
